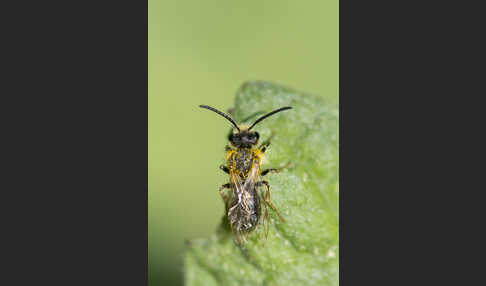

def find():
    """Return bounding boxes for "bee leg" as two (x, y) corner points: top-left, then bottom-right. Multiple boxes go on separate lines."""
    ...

(263, 199), (270, 239)
(261, 168), (281, 176)
(219, 183), (231, 203)
(261, 162), (292, 176)
(259, 181), (286, 223)
(259, 132), (276, 153)
(219, 165), (230, 174)
(260, 144), (269, 153)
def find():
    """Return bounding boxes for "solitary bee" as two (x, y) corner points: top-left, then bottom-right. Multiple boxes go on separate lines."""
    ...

(199, 104), (292, 243)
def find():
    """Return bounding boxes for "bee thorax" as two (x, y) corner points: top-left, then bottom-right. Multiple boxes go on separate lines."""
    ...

(231, 148), (254, 175)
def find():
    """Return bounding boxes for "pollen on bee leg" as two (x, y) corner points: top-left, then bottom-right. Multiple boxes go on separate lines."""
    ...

(225, 150), (235, 161)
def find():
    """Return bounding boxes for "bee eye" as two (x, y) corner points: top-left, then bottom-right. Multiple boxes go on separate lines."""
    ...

(229, 133), (241, 144)
(255, 132), (260, 140)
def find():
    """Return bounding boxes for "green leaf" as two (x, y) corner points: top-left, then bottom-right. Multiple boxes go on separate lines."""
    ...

(184, 81), (339, 286)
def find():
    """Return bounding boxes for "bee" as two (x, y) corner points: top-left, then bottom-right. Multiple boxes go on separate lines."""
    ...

(199, 104), (292, 243)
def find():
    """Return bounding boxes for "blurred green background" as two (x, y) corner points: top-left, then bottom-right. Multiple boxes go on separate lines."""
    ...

(148, 1), (338, 285)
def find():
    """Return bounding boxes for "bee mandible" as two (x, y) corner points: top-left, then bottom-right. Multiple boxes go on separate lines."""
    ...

(199, 104), (292, 243)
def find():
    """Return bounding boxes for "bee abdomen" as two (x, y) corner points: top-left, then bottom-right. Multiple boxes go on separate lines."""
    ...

(228, 193), (261, 233)
(229, 208), (260, 232)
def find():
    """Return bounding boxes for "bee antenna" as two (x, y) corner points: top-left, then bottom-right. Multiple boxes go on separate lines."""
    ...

(248, 106), (292, 131)
(199, 105), (240, 131)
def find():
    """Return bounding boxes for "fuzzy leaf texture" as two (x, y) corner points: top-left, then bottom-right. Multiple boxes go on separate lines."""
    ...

(185, 81), (339, 286)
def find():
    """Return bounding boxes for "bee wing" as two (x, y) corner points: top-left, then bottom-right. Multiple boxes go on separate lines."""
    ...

(229, 162), (260, 208)
(244, 161), (261, 191)
(229, 168), (244, 196)
(228, 168), (246, 237)
(246, 161), (270, 236)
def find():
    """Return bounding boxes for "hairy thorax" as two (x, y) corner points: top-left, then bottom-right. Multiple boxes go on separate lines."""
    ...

(233, 148), (253, 175)
(227, 148), (264, 177)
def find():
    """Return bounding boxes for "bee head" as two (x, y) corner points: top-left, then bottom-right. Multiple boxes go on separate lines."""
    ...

(228, 129), (260, 148)
(199, 105), (292, 148)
